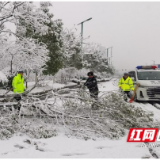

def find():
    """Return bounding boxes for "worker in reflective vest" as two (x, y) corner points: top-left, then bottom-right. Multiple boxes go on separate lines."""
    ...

(12, 70), (25, 112)
(119, 72), (134, 98)
(12, 71), (25, 94)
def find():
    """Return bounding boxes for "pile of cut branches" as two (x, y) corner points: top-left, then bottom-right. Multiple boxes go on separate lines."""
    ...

(0, 89), (159, 140)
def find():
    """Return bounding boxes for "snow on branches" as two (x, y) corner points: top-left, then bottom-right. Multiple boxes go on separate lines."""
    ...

(40, 2), (52, 9)
(61, 28), (81, 59)
(0, 71), (7, 83)
(0, 2), (51, 75)
(0, 38), (48, 76)
(0, 2), (50, 36)
(58, 91), (158, 140)
(0, 88), (159, 140)
(82, 43), (114, 74)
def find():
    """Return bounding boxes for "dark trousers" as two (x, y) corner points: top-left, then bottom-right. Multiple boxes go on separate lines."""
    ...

(90, 89), (98, 100)
(14, 94), (21, 111)
(124, 91), (131, 98)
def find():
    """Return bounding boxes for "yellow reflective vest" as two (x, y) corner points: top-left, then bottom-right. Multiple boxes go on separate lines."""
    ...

(12, 73), (25, 93)
(118, 76), (134, 91)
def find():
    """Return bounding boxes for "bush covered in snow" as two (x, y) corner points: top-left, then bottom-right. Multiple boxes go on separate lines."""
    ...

(0, 71), (8, 83)
(0, 71), (8, 89)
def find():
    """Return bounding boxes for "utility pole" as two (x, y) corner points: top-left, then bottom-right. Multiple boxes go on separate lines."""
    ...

(78, 17), (92, 66)
(11, 55), (13, 74)
(110, 47), (113, 66)
(107, 48), (109, 65)
(11, 59), (12, 74)
(106, 46), (113, 66)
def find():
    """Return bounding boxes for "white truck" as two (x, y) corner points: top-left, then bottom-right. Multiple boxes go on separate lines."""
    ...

(128, 65), (160, 102)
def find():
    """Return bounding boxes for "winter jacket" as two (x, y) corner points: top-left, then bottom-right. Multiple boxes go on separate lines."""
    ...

(84, 76), (98, 91)
(119, 76), (134, 91)
(12, 73), (25, 93)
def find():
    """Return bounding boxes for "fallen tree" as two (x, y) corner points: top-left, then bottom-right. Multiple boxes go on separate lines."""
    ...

(0, 88), (159, 140)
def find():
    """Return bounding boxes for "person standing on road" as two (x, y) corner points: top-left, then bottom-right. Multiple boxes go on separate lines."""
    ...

(84, 71), (99, 101)
(118, 72), (134, 99)
(12, 70), (25, 94)
(12, 70), (25, 112)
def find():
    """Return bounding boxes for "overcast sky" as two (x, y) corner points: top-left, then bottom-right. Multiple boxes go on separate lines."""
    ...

(50, 2), (160, 72)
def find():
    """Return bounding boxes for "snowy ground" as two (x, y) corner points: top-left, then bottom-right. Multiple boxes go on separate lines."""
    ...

(0, 78), (160, 158)
(0, 133), (150, 158)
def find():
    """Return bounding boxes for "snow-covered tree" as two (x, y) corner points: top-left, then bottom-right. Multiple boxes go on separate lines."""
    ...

(0, 2), (51, 76)
(41, 19), (64, 75)
(83, 43), (114, 75)
(1, 38), (48, 76)
(61, 28), (82, 69)
(16, 3), (65, 76)
(0, 2), (51, 36)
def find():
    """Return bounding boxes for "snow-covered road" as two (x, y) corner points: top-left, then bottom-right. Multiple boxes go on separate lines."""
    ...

(0, 78), (160, 158)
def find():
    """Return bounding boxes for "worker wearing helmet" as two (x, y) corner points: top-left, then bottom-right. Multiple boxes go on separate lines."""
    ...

(119, 73), (134, 98)
(12, 70), (25, 112)
(12, 70), (25, 94)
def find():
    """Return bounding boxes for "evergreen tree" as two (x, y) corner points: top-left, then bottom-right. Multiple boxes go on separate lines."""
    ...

(42, 19), (63, 75)
(17, 4), (64, 75)
(61, 29), (82, 69)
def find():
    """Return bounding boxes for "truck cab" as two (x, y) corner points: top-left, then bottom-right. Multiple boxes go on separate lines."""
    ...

(128, 65), (160, 102)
